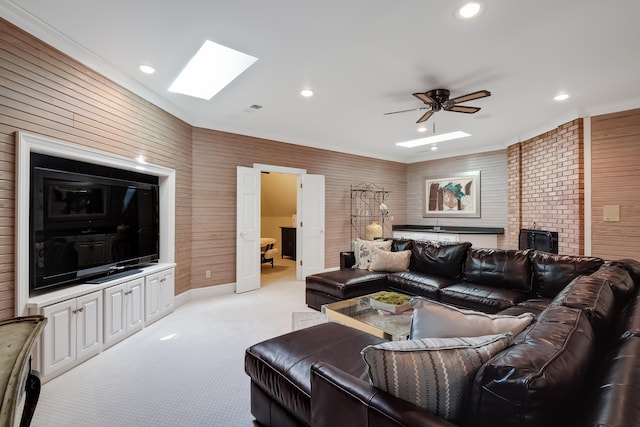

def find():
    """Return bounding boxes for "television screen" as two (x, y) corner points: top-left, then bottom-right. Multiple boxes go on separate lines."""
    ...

(30, 154), (160, 293)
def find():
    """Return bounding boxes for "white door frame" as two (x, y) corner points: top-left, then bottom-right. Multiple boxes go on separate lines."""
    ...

(253, 164), (307, 280)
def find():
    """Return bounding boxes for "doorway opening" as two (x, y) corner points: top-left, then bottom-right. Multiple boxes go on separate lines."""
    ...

(260, 171), (297, 285)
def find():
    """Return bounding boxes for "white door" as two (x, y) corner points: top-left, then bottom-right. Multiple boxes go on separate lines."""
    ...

(236, 166), (261, 293)
(297, 174), (325, 280)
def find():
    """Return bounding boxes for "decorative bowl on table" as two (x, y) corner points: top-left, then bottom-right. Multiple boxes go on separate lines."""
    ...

(370, 292), (411, 314)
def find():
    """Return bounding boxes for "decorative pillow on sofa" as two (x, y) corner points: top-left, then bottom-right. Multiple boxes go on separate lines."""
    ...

(356, 238), (392, 270)
(361, 333), (512, 423)
(409, 297), (535, 339)
(369, 247), (411, 272)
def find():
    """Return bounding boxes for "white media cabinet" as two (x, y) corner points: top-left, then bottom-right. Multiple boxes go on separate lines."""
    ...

(26, 264), (175, 382)
(15, 132), (178, 383)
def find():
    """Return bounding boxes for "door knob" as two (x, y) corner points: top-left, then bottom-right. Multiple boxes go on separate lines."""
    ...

(240, 232), (248, 238)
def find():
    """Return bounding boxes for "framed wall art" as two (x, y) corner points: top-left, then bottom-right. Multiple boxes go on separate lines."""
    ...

(424, 170), (480, 218)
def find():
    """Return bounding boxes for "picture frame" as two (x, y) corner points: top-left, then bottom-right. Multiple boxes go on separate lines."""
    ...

(424, 170), (480, 218)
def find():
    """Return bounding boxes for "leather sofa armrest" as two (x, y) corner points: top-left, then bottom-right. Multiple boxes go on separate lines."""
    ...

(340, 251), (356, 269)
(311, 362), (456, 427)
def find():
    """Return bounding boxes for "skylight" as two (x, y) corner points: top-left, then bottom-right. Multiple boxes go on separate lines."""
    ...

(168, 40), (257, 100)
(396, 131), (471, 148)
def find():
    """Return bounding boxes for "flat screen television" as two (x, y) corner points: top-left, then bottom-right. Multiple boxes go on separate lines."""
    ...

(30, 153), (160, 294)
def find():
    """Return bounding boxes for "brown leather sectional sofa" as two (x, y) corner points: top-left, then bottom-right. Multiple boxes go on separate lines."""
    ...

(245, 239), (640, 426)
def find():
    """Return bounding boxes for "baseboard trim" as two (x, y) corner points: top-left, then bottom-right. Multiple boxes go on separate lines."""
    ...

(175, 282), (236, 307)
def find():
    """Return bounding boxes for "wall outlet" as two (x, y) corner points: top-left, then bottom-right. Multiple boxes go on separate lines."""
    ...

(205, 270), (211, 279)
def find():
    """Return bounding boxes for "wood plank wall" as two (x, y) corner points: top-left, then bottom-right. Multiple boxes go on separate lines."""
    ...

(406, 150), (508, 248)
(191, 128), (407, 289)
(0, 18), (193, 320)
(591, 108), (640, 260)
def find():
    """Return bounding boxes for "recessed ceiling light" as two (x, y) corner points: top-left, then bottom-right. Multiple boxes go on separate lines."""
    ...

(456, 2), (483, 19)
(417, 126), (428, 133)
(139, 65), (156, 74)
(396, 131), (471, 148)
(554, 93), (570, 101)
(431, 145), (438, 151)
(300, 89), (314, 97)
(169, 40), (257, 100)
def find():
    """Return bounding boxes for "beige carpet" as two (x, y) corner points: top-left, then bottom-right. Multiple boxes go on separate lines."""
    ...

(31, 257), (315, 427)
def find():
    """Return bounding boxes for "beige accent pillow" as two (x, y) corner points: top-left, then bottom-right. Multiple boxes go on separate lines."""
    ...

(409, 297), (535, 339)
(356, 238), (392, 270)
(361, 333), (512, 422)
(369, 248), (411, 272)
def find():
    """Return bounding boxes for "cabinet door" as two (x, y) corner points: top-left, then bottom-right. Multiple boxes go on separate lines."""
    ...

(104, 283), (127, 347)
(41, 299), (76, 379)
(127, 278), (145, 333)
(76, 291), (102, 362)
(158, 270), (175, 313)
(145, 272), (162, 324)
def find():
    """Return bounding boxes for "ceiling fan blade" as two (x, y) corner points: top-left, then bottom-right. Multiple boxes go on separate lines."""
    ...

(416, 110), (435, 123)
(448, 105), (481, 114)
(384, 106), (430, 115)
(448, 90), (491, 105)
(412, 92), (436, 104)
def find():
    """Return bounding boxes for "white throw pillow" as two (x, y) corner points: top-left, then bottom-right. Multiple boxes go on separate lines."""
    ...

(361, 333), (511, 422)
(369, 248), (411, 272)
(356, 238), (392, 270)
(409, 297), (535, 339)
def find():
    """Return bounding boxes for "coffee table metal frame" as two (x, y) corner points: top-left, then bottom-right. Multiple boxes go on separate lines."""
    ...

(321, 291), (412, 341)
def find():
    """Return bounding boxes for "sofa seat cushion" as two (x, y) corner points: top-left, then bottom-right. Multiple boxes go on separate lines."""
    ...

(245, 323), (385, 426)
(583, 336), (640, 427)
(409, 241), (471, 281)
(469, 305), (595, 427)
(305, 269), (388, 300)
(616, 289), (640, 338)
(463, 248), (532, 292)
(439, 283), (529, 314)
(498, 297), (550, 317)
(530, 251), (604, 298)
(409, 297), (535, 339)
(387, 271), (454, 299)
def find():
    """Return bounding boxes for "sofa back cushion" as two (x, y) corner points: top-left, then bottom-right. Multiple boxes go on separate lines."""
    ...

(409, 241), (471, 281)
(550, 275), (616, 342)
(469, 305), (595, 427)
(463, 248), (532, 292)
(391, 238), (413, 252)
(590, 263), (636, 308)
(530, 251), (604, 298)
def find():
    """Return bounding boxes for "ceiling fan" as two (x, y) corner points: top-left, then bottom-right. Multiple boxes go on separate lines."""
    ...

(385, 88), (491, 123)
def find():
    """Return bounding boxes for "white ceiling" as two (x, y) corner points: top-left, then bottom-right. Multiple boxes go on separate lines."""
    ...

(3, 0), (640, 163)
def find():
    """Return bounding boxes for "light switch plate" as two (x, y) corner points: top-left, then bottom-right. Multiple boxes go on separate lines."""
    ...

(603, 205), (620, 222)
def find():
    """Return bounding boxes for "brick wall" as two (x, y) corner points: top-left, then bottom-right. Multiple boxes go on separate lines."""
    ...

(506, 119), (584, 254)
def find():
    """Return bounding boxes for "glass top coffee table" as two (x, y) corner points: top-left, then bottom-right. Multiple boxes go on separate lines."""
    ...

(321, 292), (412, 341)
